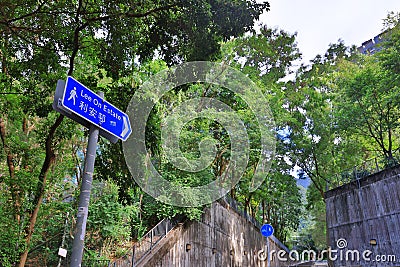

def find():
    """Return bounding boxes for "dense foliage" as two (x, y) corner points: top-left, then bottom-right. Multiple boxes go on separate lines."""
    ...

(0, 1), (399, 265)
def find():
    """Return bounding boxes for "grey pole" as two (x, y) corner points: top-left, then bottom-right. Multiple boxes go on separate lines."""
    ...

(267, 237), (270, 267)
(70, 92), (103, 267)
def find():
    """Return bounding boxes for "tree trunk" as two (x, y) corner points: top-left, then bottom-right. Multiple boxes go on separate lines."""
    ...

(17, 2), (83, 262)
(19, 193), (45, 267)
(18, 115), (64, 267)
(262, 200), (265, 223)
(0, 117), (21, 223)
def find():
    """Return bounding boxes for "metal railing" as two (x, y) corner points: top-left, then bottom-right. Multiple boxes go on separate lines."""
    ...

(82, 259), (111, 267)
(222, 195), (262, 229)
(327, 152), (400, 190)
(108, 217), (183, 267)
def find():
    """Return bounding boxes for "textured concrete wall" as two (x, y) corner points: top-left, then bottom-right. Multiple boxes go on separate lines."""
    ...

(138, 201), (293, 267)
(325, 166), (400, 267)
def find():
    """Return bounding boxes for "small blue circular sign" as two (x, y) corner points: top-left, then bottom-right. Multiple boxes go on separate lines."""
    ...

(261, 224), (274, 237)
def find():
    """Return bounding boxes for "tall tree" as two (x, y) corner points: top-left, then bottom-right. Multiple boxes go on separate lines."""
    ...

(286, 42), (365, 198)
(335, 54), (400, 164)
(219, 26), (303, 241)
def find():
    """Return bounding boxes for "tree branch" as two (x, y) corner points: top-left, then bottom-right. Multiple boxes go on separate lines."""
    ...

(84, 4), (178, 24)
(7, 1), (46, 23)
(18, 114), (64, 266)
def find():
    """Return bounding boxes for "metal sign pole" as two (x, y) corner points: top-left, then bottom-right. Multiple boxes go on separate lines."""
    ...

(53, 77), (131, 265)
(267, 237), (270, 267)
(70, 92), (102, 267)
(260, 223), (274, 267)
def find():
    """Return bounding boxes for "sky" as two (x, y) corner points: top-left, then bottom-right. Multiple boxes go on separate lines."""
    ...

(260, 0), (400, 63)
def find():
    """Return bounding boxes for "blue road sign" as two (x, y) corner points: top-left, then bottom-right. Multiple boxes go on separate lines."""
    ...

(261, 224), (274, 237)
(61, 77), (132, 141)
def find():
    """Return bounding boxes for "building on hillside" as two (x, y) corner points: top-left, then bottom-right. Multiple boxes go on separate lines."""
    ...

(357, 31), (386, 55)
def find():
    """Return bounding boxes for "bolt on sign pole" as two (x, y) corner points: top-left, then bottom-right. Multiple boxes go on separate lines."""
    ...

(70, 109), (101, 267)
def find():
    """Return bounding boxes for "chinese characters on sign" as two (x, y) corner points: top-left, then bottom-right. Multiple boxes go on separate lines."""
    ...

(61, 77), (132, 141)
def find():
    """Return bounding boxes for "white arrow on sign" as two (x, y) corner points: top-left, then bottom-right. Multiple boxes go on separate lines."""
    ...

(121, 116), (130, 138)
